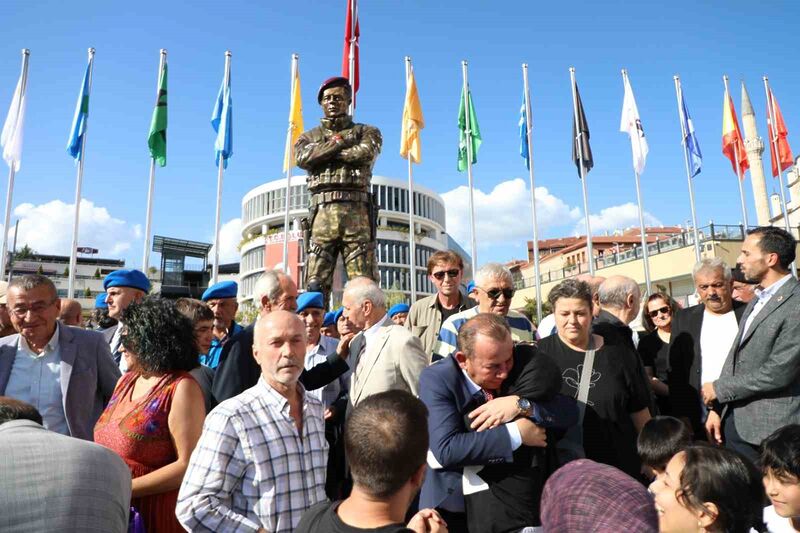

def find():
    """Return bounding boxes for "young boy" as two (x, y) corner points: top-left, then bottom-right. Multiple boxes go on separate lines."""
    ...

(761, 424), (800, 532)
(637, 416), (692, 480)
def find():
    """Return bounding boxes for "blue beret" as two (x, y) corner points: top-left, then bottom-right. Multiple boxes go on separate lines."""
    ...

(322, 311), (337, 327)
(202, 280), (238, 301)
(103, 269), (150, 292)
(388, 303), (410, 317)
(296, 292), (324, 313)
(466, 280), (476, 293)
(94, 293), (108, 309)
(333, 307), (344, 324)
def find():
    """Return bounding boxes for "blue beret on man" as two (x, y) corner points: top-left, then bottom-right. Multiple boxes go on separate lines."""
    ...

(202, 280), (238, 301)
(322, 311), (337, 327)
(94, 293), (108, 309)
(103, 269), (150, 292)
(466, 280), (476, 294)
(296, 292), (324, 314)
(388, 303), (410, 318)
(333, 307), (344, 324)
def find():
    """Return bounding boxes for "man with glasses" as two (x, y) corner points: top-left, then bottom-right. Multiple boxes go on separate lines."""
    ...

(0, 274), (119, 440)
(405, 251), (471, 357)
(668, 258), (746, 439)
(433, 263), (535, 361)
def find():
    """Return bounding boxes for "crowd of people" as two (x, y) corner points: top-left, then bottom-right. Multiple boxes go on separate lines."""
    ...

(1, 227), (800, 532)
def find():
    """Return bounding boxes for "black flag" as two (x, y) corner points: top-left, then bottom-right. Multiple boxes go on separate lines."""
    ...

(572, 84), (594, 177)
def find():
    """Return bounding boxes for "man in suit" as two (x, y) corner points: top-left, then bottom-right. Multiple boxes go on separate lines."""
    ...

(211, 269), (351, 405)
(668, 258), (746, 438)
(593, 275), (641, 350)
(703, 227), (800, 464)
(340, 277), (428, 408)
(419, 313), (574, 531)
(102, 268), (150, 370)
(0, 397), (131, 532)
(0, 274), (119, 440)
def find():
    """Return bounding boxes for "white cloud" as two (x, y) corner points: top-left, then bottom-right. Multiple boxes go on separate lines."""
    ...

(209, 217), (242, 264)
(6, 199), (140, 257)
(441, 178), (581, 250)
(575, 202), (662, 236)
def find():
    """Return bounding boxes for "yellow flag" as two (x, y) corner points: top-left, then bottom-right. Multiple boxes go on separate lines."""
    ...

(400, 66), (424, 163)
(283, 68), (304, 172)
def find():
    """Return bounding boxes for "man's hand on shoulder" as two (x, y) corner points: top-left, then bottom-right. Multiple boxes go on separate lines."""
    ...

(515, 418), (547, 448)
(336, 332), (356, 360)
(407, 508), (448, 533)
(468, 395), (521, 431)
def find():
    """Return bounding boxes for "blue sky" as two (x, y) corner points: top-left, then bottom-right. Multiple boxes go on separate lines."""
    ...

(2, 0), (800, 269)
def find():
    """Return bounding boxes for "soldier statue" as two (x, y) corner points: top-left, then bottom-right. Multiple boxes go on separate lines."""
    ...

(295, 77), (383, 300)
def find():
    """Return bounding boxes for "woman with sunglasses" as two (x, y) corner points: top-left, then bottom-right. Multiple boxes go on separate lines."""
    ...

(95, 296), (206, 533)
(638, 293), (680, 415)
(537, 279), (651, 480)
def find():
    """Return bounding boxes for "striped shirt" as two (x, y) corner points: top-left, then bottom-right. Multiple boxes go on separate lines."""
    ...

(176, 377), (328, 533)
(432, 307), (535, 360)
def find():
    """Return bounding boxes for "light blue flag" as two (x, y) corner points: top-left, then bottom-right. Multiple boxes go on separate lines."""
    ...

(66, 63), (91, 161)
(680, 89), (702, 177)
(519, 92), (530, 170)
(211, 74), (233, 168)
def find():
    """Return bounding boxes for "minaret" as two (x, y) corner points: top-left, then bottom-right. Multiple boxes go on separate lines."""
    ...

(741, 82), (772, 225)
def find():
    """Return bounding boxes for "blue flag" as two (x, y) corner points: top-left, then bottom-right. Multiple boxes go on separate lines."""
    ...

(66, 63), (91, 161)
(680, 88), (702, 177)
(211, 73), (233, 168)
(519, 92), (530, 170)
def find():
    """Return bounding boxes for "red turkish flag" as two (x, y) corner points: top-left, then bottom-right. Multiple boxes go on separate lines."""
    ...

(767, 88), (794, 177)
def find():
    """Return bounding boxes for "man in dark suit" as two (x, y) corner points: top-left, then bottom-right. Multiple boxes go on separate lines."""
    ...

(211, 269), (350, 405)
(101, 269), (149, 370)
(668, 259), (746, 438)
(703, 227), (800, 464)
(419, 313), (576, 532)
(0, 275), (120, 440)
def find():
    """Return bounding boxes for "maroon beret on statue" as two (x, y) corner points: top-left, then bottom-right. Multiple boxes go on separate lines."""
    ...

(317, 76), (351, 103)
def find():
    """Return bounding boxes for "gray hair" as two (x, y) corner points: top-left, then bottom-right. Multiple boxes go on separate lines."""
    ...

(692, 258), (731, 282)
(598, 276), (640, 309)
(344, 276), (386, 308)
(253, 269), (286, 306)
(474, 263), (513, 287)
(8, 274), (57, 299)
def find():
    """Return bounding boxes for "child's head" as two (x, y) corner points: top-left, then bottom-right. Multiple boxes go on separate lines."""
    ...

(761, 424), (800, 518)
(637, 416), (692, 476)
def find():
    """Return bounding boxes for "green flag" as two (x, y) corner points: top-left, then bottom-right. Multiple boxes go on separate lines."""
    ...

(457, 87), (481, 172)
(148, 62), (168, 167)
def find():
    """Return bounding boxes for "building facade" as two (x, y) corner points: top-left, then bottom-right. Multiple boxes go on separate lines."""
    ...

(240, 175), (468, 304)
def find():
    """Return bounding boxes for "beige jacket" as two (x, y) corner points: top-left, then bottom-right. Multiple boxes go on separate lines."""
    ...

(405, 292), (470, 357)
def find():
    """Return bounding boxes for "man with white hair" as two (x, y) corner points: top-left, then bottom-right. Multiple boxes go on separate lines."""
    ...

(211, 269), (350, 405)
(433, 263), (535, 360)
(592, 275), (642, 351)
(338, 277), (428, 407)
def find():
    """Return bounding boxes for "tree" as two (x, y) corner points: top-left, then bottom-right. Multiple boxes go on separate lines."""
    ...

(36, 265), (44, 274)
(15, 244), (34, 260)
(83, 287), (92, 298)
(147, 266), (158, 277)
(522, 297), (553, 327)
(93, 268), (101, 279)
(384, 281), (407, 309)
(235, 304), (259, 326)
(63, 266), (69, 277)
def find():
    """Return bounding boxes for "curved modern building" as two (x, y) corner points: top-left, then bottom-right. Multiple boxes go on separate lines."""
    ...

(239, 175), (469, 304)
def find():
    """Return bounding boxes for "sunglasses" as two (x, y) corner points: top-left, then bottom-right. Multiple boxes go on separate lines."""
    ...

(432, 269), (460, 281)
(648, 306), (671, 318)
(478, 287), (515, 300)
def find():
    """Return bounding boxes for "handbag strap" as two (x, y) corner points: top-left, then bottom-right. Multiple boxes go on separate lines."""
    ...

(576, 336), (596, 427)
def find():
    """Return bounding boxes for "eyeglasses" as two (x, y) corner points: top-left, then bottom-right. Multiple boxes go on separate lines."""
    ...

(478, 287), (515, 300)
(432, 269), (461, 281)
(11, 300), (56, 317)
(648, 306), (671, 318)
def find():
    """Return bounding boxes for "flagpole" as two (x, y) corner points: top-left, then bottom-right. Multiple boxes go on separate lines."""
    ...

(403, 57), (419, 301)
(622, 69), (652, 294)
(673, 76), (702, 263)
(522, 63), (542, 324)
(763, 76), (797, 276)
(0, 48), (29, 281)
(723, 75), (750, 229)
(282, 53), (299, 276)
(569, 67), (594, 276)
(67, 47), (95, 298)
(347, 0), (357, 117)
(142, 48), (166, 273)
(461, 60), (478, 276)
(212, 50), (232, 286)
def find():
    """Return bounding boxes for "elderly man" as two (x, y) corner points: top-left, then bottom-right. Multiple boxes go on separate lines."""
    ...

(406, 251), (472, 355)
(200, 280), (243, 369)
(102, 269), (150, 369)
(592, 275), (641, 350)
(731, 265), (757, 304)
(92, 292), (117, 331)
(212, 269), (349, 405)
(703, 227), (800, 464)
(321, 310), (340, 339)
(58, 298), (83, 327)
(340, 277), (428, 407)
(433, 263), (535, 361)
(0, 281), (16, 337)
(538, 274), (606, 338)
(178, 311), (328, 532)
(669, 259), (746, 438)
(388, 303), (410, 326)
(0, 275), (119, 440)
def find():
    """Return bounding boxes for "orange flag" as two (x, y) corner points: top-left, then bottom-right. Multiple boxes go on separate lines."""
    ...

(722, 88), (749, 177)
(767, 88), (793, 177)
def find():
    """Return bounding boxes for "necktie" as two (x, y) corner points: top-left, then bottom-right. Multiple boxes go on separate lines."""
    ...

(482, 389), (495, 402)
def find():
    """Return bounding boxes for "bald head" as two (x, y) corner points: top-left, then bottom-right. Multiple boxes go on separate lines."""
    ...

(253, 310), (307, 392)
(598, 275), (641, 324)
(58, 299), (83, 327)
(575, 274), (606, 317)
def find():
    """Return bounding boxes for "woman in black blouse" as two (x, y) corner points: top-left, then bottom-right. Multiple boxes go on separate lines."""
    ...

(637, 293), (680, 415)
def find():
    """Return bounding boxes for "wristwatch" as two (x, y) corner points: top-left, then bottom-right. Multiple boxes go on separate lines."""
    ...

(517, 398), (533, 417)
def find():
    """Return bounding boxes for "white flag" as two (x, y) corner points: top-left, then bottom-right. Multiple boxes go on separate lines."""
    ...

(620, 75), (648, 175)
(1, 74), (26, 172)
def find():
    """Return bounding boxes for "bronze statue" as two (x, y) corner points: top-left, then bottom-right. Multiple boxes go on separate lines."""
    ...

(295, 77), (383, 300)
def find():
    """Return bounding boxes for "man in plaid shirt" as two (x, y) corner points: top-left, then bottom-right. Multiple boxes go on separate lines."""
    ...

(177, 311), (328, 532)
